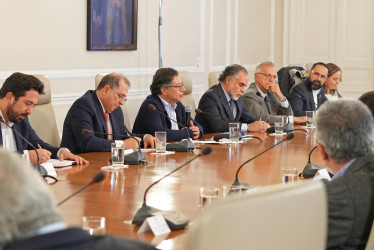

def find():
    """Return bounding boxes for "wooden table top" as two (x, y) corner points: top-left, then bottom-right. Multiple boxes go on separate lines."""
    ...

(50, 126), (323, 249)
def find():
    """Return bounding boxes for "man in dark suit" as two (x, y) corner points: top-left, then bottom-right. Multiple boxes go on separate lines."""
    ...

(132, 68), (203, 141)
(359, 90), (374, 118)
(0, 148), (156, 250)
(61, 73), (155, 154)
(0, 72), (86, 164)
(315, 99), (374, 249)
(289, 62), (329, 116)
(242, 61), (304, 124)
(195, 64), (269, 133)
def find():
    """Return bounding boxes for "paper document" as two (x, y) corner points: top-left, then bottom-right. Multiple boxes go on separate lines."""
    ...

(47, 159), (76, 168)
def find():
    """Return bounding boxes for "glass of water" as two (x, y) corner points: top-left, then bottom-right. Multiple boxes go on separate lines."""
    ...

(306, 111), (316, 127)
(200, 186), (220, 209)
(274, 116), (284, 134)
(82, 216), (106, 235)
(229, 123), (240, 142)
(155, 131), (167, 153)
(282, 167), (298, 184)
(111, 141), (125, 168)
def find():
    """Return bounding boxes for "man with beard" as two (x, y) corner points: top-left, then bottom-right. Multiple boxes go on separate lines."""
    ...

(289, 62), (329, 116)
(0, 72), (86, 165)
(195, 64), (269, 133)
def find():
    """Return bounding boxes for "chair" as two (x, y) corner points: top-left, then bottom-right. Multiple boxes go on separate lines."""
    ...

(28, 75), (61, 147)
(365, 219), (374, 250)
(208, 71), (222, 88)
(95, 74), (132, 130)
(185, 182), (327, 250)
(277, 66), (307, 97)
(178, 71), (196, 118)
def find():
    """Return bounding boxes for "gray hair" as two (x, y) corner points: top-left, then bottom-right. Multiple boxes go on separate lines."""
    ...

(315, 99), (374, 163)
(218, 64), (248, 83)
(97, 72), (130, 90)
(0, 148), (62, 248)
(255, 61), (275, 73)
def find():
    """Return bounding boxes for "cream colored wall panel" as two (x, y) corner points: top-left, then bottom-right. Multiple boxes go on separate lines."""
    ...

(162, 0), (201, 67)
(211, 0), (227, 66)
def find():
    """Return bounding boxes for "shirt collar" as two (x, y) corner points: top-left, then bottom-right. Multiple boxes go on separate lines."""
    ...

(95, 92), (107, 114)
(220, 84), (232, 103)
(254, 84), (267, 98)
(332, 158), (356, 180)
(158, 95), (177, 110)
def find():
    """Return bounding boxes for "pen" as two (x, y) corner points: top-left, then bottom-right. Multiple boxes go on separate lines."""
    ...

(37, 144), (42, 149)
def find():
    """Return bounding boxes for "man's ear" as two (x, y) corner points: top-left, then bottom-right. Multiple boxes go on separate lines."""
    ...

(317, 142), (329, 161)
(160, 86), (167, 96)
(5, 92), (15, 104)
(102, 85), (111, 96)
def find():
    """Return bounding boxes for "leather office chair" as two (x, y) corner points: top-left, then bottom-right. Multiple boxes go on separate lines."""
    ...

(208, 71), (222, 88)
(178, 71), (196, 118)
(365, 219), (374, 250)
(95, 73), (132, 130)
(28, 75), (61, 147)
(185, 182), (327, 250)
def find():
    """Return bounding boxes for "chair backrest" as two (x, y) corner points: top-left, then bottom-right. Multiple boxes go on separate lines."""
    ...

(277, 66), (307, 97)
(27, 75), (61, 147)
(185, 182), (327, 250)
(208, 71), (222, 88)
(365, 219), (374, 250)
(95, 73), (132, 130)
(178, 71), (196, 118)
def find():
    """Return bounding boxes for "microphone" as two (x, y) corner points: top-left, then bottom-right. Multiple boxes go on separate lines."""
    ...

(147, 104), (194, 152)
(233, 132), (295, 189)
(302, 146), (334, 178)
(57, 172), (106, 206)
(133, 147), (212, 230)
(82, 129), (146, 165)
(0, 115), (48, 177)
(185, 105), (192, 127)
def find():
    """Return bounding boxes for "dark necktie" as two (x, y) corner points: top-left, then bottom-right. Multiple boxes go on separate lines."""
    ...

(229, 99), (236, 118)
(264, 96), (270, 114)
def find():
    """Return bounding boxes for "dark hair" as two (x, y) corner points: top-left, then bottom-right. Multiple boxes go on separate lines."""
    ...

(218, 64), (248, 83)
(150, 68), (178, 95)
(310, 62), (328, 71)
(326, 63), (342, 78)
(359, 91), (374, 119)
(0, 72), (44, 100)
(97, 73), (130, 90)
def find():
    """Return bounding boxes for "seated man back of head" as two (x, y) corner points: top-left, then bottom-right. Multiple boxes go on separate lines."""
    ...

(0, 148), (156, 250)
(315, 99), (374, 249)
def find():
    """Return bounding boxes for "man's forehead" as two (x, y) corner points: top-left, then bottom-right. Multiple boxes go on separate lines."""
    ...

(313, 65), (328, 73)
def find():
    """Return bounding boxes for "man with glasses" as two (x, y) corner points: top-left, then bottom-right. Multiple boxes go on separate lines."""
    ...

(289, 62), (329, 116)
(61, 72), (155, 154)
(195, 64), (269, 133)
(242, 62), (306, 124)
(132, 68), (203, 140)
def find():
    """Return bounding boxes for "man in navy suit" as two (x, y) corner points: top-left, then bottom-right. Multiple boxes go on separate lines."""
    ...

(289, 62), (329, 116)
(61, 73), (155, 154)
(0, 148), (156, 250)
(195, 64), (269, 133)
(132, 68), (203, 141)
(0, 72), (86, 165)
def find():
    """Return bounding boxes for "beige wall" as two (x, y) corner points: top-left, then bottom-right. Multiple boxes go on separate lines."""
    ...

(0, 0), (373, 135)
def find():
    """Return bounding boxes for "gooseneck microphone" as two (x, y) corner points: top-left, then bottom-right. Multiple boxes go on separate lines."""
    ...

(0, 115), (49, 178)
(82, 129), (146, 165)
(233, 132), (295, 188)
(148, 104), (194, 152)
(57, 172), (106, 206)
(302, 146), (334, 178)
(185, 105), (192, 127)
(133, 147), (212, 230)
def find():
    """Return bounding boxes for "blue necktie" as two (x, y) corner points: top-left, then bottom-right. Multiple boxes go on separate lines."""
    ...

(229, 99), (236, 118)
(264, 96), (270, 114)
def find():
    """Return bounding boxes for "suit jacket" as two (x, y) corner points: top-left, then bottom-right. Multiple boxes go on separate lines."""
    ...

(132, 94), (203, 141)
(324, 153), (374, 250)
(60, 90), (143, 154)
(0, 117), (59, 158)
(4, 227), (156, 250)
(288, 78), (328, 116)
(242, 82), (293, 124)
(195, 83), (257, 133)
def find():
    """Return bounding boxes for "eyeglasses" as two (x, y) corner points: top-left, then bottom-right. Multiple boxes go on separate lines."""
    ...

(311, 70), (327, 80)
(164, 82), (184, 89)
(258, 72), (278, 80)
(111, 88), (127, 102)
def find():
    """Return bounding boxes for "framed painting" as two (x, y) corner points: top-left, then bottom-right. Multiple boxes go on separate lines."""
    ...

(87, 0), (138, 51)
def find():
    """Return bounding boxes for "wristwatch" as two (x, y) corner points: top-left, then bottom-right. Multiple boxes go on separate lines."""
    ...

(247, 123), (252, 132)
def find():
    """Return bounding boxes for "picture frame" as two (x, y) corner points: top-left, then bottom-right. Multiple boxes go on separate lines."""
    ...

(87, 0), (138, 51)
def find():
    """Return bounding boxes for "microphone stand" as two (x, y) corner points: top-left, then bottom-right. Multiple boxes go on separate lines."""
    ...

(302, 146), (334, 178)
(133, 147), (212, 230)
(233, 133), (295, 189)
(148, 104), (195, 152)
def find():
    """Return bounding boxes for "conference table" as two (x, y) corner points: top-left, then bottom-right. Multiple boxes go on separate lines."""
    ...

(50, 126), (324, 249)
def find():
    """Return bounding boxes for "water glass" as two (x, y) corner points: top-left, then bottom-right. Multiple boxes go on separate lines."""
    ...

(155, 131), (167, 153)
(111, 141), (125, 167)
(306, 111), (316, 127)
(274, 116), (284, 134)
(282, 167), (298, 184)
(222, 185), (242, 198)
(200, 186), (220, 209)
(229, 123), (240, 142)
(82, 216), (106, 235)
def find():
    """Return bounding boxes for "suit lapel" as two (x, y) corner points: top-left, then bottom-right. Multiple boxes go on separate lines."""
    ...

(91, 92), (109, 135)
(217, 84), (234, 120)
(12, 123), (25, 153)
